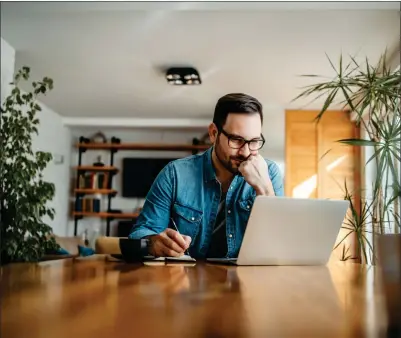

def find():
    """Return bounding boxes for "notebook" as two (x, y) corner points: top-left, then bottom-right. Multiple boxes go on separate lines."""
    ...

(108, 254), (196, 263)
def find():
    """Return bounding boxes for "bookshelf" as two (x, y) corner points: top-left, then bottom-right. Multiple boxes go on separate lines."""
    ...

(73, 136), (210, 236)
(73, 212), (140, 218)
(74, 188), (117, 195)
(75, 165), (119, 172)
(75, 142), (210, 152)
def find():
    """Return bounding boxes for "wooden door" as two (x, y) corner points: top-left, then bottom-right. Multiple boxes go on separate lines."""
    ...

(285, 110), (361, 262)
(285, 111), (319, 199)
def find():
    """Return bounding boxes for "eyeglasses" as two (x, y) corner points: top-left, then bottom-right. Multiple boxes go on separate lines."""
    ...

(219, 128), (265, 151)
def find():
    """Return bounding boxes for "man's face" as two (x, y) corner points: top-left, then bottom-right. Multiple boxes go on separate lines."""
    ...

(210, 113), (263, 174)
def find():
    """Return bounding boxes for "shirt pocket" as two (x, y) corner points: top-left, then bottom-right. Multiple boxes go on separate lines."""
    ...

(237, 197), (255, 228)
(238, 196), (255, 212)
(172, 202), (203, 243)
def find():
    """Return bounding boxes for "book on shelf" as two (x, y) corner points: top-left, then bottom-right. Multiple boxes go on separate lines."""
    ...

(78, 172), (109, 189)
(75, 197), (101, 213)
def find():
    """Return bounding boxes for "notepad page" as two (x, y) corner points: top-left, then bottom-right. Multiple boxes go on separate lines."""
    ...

(165, 255), (196, 262)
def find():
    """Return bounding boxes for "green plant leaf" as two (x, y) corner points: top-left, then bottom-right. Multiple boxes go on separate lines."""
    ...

(315, 88), (339, 122)
(293, 50), (400, 256)
(337, 138), (379, 146)
(1, 66), (57, 263)
(333, 230), (354, 250)
(366, 146), (383, 166)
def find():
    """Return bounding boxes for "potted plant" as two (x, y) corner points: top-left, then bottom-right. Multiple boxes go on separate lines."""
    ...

(0, 66), (60, 264)
(294, 52), (400, 264)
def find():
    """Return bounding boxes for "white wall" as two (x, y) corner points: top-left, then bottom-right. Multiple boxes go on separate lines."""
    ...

(1, 37), (71, 236)
(32, 105), (72, 236)
(68, 127), (207, 237)
(259, 104), (286, 176)
(1, 38), (15, 101)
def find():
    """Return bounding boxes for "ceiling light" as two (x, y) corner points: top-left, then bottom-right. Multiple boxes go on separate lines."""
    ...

(165, 67), (202, 85)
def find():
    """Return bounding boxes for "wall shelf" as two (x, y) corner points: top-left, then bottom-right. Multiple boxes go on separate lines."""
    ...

(74, 189), (117, 195)
(75, 166), (119, 172)
(76, 142), (210, 152)
(73, 136), (208, 237)
(73, 212), (140, 219)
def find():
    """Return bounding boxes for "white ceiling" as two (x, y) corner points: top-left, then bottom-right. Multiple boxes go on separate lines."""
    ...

(1, 2), (400, 119)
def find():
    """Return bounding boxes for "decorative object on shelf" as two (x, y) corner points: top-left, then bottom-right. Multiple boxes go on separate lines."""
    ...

(90, 131), (107, 143)
(0, 66), (60, 264)
(93, 155), (105, 167)
(294, 51), (400, 264)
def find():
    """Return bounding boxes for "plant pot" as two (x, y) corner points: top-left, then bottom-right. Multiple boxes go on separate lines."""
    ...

(377, 234), (401, 337)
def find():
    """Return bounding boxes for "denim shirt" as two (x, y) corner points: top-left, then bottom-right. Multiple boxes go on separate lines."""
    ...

(128, 147), (284, 258)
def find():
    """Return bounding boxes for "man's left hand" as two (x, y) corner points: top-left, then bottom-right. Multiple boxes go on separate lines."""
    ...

(238, 154), (275, 196)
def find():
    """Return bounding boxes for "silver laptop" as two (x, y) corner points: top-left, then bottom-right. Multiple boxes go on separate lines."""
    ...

(207, 196), (349, 266)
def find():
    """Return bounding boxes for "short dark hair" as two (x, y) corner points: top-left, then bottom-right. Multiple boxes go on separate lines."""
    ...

(213, 93), (263, 130)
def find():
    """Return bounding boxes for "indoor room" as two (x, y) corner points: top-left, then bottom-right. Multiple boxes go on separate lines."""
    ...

(1, 1), (400, 337)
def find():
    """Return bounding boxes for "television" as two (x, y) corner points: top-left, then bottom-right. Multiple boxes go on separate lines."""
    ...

(122, 158), (177, 197)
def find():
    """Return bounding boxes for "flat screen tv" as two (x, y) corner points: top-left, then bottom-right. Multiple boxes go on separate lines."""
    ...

(122, 158), (177, 197)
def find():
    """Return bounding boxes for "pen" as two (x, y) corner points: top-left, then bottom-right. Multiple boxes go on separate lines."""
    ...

(170, 217), (191, 256)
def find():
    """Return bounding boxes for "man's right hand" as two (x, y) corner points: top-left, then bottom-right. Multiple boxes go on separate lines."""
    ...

(148, 229), (191, 257)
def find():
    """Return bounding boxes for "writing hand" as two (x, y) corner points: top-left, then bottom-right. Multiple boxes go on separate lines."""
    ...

(148, 228), (192, 257)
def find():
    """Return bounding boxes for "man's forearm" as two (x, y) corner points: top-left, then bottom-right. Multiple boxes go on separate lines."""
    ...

(255, 179), (275, 196)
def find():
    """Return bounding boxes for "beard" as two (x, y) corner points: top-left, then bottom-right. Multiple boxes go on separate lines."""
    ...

(214, 137), (249, 175)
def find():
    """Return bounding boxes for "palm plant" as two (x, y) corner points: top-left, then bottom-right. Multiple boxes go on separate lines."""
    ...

(294, 51), (400, 264)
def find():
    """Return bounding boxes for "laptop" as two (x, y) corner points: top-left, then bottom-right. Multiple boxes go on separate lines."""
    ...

(207, 196), (349, 266)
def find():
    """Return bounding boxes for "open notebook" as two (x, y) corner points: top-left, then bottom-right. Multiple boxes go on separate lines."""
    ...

(147, 255), (196, 262)
(108, 254), (196, 263)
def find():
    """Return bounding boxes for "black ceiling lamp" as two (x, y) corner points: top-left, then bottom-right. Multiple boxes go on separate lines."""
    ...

(165, 67), (202, 85)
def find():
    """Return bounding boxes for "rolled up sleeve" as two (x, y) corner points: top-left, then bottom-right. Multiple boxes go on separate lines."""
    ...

(267, 160), (284, 197)
(129, 162), (174, 239)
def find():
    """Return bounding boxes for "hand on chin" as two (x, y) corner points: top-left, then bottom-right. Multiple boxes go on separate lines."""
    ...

(238, 155), (274, 196)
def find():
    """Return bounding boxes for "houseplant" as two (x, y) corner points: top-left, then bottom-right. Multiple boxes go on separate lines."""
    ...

(294, 52), (400, 264)
(0, 66), (60, 264)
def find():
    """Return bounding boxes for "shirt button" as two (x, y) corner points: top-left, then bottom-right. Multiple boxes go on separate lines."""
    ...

(247, 205), (250, 209)
(230, 186), (233, 190)
(191, 217), (195, 221)
(229, 234), (233, 238)
(228, 210), (231, 214)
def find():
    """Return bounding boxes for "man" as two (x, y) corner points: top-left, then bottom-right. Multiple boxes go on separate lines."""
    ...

(129, 93), (284, 259)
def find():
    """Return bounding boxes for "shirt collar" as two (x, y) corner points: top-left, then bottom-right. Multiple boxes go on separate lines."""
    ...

(202, 146), (244, 185)
(203, 146), (217, 182)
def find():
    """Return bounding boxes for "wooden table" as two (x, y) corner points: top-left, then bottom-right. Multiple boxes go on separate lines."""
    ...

(0, 257), (391, 338)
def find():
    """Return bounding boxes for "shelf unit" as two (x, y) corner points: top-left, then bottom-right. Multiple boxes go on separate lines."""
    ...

(72, 212), (140, 218)
(74, 188), (117, 195)
(75, 165), (119, 172)
(73, 136), (210, 236)
(74, 142), (211, 152)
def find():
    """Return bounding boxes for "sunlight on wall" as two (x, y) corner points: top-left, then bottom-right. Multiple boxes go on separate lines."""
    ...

(293, 175), (317, 198)
(292, 155), (348, 198)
